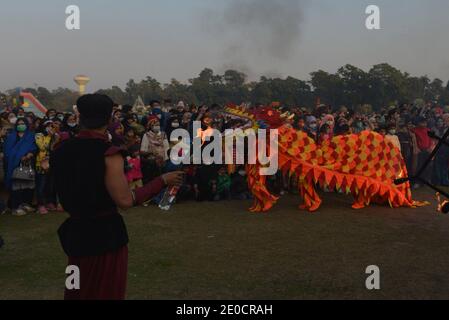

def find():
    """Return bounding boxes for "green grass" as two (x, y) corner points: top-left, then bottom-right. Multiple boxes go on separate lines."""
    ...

(1, 190), (449, 300)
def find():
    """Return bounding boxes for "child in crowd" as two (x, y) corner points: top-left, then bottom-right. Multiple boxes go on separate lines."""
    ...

(124, 128), (141, 150)
(125, 145), (143, 190)
(211, 166), (231, 201)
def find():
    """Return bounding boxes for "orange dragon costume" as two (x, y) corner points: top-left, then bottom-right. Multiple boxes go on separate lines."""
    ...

(224, 105), (427, 213)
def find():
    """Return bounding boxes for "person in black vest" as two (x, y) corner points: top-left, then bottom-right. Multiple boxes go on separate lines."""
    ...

(51, 94), (183, 300)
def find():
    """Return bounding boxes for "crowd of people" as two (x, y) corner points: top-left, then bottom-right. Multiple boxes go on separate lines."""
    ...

(0, 98), (448, 216)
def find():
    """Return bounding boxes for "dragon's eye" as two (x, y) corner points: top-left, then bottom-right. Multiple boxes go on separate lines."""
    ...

(268, 111), (273, 116)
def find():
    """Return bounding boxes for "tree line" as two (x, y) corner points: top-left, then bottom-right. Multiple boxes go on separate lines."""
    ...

(2, 63), (449, 112)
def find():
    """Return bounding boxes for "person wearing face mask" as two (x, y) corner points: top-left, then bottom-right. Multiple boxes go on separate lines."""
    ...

(352, 115), (367, 134)
(162, 99), (173, 113)
(174, 101), (186, 116)
(166, 114), (181, 138)
(35, 121), (59, 215)
(140, 118), (167, 187)
(15, 107), (26, 119)
(140, 116), (169, 163)
(62, 113), (79, 138)
(145, 101), (167, 132)
(4, 118), (37, 216)
(385, 125), (401, 152)
(45, 109), (57, 121)
(304, 115), (318, 141)
(56, 113), (65, 122)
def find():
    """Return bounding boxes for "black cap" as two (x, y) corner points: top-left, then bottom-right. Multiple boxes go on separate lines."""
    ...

(77, 94), (113, 129)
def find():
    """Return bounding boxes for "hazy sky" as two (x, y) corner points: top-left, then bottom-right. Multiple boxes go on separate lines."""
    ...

(0, 0), (448, 92)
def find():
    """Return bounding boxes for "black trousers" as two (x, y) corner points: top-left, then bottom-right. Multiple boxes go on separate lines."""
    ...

(416, 150), (433, 183)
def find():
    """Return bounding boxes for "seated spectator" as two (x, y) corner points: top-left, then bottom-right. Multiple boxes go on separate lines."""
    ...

(212, 166), (231, 201)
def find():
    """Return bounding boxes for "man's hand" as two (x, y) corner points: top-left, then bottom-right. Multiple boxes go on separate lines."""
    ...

(162, 171), (184, 186)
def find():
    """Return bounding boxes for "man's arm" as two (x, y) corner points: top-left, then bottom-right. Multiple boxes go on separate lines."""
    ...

(105, 153), (184, 208)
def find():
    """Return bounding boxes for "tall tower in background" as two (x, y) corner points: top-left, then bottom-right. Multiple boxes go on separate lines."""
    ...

(74, 75), (90, 95)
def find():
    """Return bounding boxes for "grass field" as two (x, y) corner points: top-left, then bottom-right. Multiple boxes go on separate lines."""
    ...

(1, 190), (449, 300)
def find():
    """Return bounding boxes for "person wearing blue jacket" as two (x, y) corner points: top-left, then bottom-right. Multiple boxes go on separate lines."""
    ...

(3, 118), (37, 216)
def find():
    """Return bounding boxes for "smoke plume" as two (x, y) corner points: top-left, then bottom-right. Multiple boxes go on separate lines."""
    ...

(202, 0), (306, 78)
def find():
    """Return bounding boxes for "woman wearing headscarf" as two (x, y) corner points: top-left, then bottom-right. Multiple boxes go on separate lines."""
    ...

(140, 116), (169, 184)
(140, 116), (169, 163)
(4, 118), (37, 216)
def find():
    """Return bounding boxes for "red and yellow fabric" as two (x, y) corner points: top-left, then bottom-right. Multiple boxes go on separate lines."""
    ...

(247, 126), (428, 213)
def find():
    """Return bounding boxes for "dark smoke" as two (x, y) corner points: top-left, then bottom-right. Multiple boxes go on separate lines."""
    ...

(220, 0), (304, 59)
(202, 0), (306, 79)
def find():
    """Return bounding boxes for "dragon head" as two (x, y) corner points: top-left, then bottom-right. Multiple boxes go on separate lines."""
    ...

(223, 103), (290, 130)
